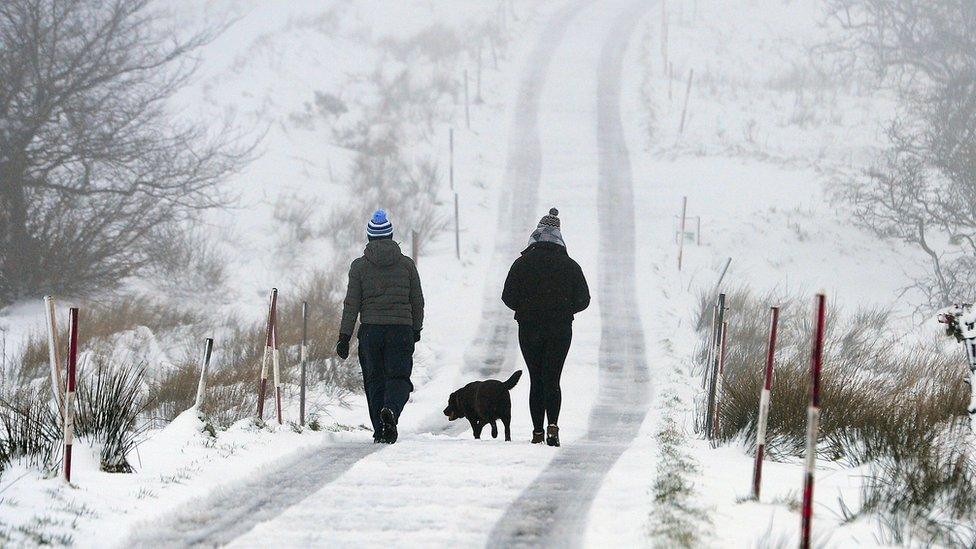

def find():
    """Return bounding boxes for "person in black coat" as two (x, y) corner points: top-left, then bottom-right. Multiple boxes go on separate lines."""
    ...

(502, 208), (590, 447)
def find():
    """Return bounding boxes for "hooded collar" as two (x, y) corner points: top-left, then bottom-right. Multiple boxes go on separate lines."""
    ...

(364, 239), (401, 267)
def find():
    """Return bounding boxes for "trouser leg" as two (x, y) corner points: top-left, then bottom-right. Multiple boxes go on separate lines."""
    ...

(382, 325), (415, 422)
(542, 324), (572, 426)
(519, 323), (546, 432)
(357, 325), (385, 435)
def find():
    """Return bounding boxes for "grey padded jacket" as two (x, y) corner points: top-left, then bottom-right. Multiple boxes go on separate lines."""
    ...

(339, 239), (424, 337)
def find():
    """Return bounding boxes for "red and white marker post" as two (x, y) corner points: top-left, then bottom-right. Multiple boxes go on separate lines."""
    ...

(800, 294), (826, 549)
(752, 306), (779, 500)
(257, 289), (278, 420)
(63, 307), (79, 483)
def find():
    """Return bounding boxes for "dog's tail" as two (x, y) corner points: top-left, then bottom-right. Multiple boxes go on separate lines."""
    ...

(503, 370), (523, 390)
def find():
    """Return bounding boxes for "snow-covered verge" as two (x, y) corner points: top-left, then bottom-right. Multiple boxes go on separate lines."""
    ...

(0, 1), (548, 545)
(600, 0), (975, 547)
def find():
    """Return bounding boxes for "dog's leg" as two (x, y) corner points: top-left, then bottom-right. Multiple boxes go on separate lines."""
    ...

(471, 420), (484, 439)
(491, 420), (499, 439)
(501, 411), (512, 441)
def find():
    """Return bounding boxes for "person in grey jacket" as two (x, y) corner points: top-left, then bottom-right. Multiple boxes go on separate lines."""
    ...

(336, 209), (424, 444)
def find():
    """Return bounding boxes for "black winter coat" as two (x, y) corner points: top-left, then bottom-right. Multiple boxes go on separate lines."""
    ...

(502, 242), (590, 325)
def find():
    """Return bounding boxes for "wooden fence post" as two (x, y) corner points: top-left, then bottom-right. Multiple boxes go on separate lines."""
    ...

(63, 307), (78, 483)
(679, 69), (695, 134)
(44, 296), (65, 418)
(194, 338), (214, 409)
(678, 196), (687, 270)
(710, 320), (728, 441)
(801, 294), (827, 549)
(752, 306), (779, 500)
(257, 288), (277, 420)
(454, 192), (461, 260)
(464, 69), (471, 129)
(300, 301), (308, 427)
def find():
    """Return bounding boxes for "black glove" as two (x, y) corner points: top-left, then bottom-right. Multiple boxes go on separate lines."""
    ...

(336, 333), (351, 359)
(413, 330), (421, 343)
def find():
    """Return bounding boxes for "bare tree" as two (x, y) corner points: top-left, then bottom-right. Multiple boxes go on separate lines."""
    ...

(0, 0), (252, 304)
(829, 0), (976, 307)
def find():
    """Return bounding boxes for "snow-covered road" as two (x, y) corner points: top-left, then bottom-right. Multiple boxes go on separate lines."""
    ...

(486, 2), (651, 546)
(121, 1), (657, 546)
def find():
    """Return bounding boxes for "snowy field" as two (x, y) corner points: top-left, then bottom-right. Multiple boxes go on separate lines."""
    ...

(0, 0), (965, 547)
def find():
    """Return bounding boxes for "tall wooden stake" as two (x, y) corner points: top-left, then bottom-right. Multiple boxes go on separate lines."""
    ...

(801, 294), (827, 549)
(44, 296), (65, 418)
(678, 196), (688, 270)
(752, 306), (779, 500)
(63, 307), (78, 483)
(464, 69), (471, 129)
(195, 338), (214, 409)
(300, 301), (308, 427)
(257, 288), (277, 420)
(454, 192), (461, 260)
(679, 68), (694, 134)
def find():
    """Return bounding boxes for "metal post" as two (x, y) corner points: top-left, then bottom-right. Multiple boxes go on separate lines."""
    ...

(752, 306), (779, 500)
(454, 192), (460, 260)
(257, 288), (277, 420)
(702, 300), (718, 389)
(704, 293), (725, 438)
(194, 338), (214, 409)
(63, 307), (78, 483)
(696, 257), (732, 331)
(300, 301), (308, 427)
(464, 69), (471, 129)
(678, 196), (687, 270)
(44, 296), (65, 418)
(711, 320), (728, 440)
(272, 310), (282, 426)
(801, 294), (827, 549)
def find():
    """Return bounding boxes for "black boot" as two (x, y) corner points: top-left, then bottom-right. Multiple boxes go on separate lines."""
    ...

(531, 430), (545, 444)
(381, 408), (398, 444)
(546, 424), (560, 447)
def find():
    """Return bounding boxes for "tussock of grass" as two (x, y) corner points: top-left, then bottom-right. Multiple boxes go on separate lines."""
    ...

(698, 286), (976, 545)
(648, 397), (710, 548)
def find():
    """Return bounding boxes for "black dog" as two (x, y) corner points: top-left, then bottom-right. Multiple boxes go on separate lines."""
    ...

(443, 371), (522, 441)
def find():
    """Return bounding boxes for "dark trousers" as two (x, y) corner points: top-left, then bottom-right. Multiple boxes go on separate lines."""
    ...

(517, 321), (572, 432)
(358, 324), (415, 435)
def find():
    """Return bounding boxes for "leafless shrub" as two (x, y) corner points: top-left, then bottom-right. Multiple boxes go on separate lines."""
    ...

(146, 224), (228, 296)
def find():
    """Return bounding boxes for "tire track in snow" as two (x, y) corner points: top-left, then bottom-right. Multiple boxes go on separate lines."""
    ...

(486, 2), (652, 546)
(420, 0), (587, 434)
(122, 5), (588, 546)
(124, 442), (374, 547)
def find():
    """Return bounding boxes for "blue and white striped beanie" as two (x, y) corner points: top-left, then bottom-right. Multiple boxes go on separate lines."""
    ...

(366, 209), (393, 238)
